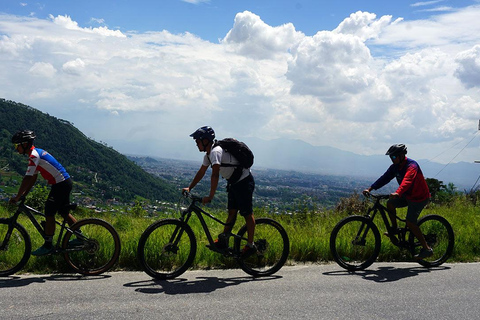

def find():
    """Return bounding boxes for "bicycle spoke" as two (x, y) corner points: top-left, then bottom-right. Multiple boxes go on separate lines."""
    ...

(237, 218), (289, 277)
(330, 216), (380, 271)
(409, 215), (454, 267)
(0, 219), (31, 276)
(137, 219), (196, 280)
(63, 219), (121, 275)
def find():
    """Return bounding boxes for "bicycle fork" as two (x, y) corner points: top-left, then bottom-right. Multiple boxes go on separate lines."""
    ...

(352, 222), (370, 246)
(0, 220), (16, 251)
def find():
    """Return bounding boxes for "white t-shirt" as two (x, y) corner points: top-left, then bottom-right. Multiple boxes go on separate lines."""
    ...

(203, 145), (250, 182)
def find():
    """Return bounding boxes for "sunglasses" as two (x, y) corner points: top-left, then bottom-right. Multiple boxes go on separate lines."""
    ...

(390, 155), (398, 160)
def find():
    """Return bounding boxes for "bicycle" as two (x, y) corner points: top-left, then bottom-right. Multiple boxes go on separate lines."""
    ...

(330, 193), (454, 271)
(0, 197), (121, 276)
(137, 191), (290, 279)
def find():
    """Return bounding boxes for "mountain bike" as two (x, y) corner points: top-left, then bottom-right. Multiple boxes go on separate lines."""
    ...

(0, 197), (121, 276)
(137, 191), (290, 279)
(330, 193), (454, 271)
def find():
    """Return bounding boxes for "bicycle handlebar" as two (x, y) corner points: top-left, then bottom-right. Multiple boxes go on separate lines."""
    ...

(363, 193), (390, 200)
(8, 195), (27, 206)
(182, 191), (203, 203)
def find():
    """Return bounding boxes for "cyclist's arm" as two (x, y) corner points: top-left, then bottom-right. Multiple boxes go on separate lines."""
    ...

(11, 174), (38, 202)
(184, 165), (208, 193)
(370, 165), (395, 191)
(396, 165), (417, 196)
(203, 164), (220, 204)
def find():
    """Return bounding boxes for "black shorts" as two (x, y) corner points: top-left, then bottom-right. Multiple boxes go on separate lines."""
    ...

(227, 174), (255, 216)
(45, 178), (73, 217)
(387, 196), (429, 223)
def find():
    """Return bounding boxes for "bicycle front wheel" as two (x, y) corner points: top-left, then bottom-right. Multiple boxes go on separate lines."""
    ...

(236, 218), (290, 277)
(409, 214), (454, 267)
(0, 219), (31, 277)
(62, 218), (121, 276)
(137, 219), (196, 280)
(330, 215), (381, 271)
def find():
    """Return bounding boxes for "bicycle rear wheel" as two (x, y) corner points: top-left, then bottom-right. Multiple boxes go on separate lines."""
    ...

(62, 218), (121, 276)
(0, 219), (31, 276)
(137, 219), (196, 280)
(236, 218), (290, 277)
(408, 214), (454, 267)
(330, 215), (381, 271)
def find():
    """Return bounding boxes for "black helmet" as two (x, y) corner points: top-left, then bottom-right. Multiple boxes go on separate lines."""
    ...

(190, 126), (215, 141)
(385, 144), (407, 156)
(12, 130), (36, 144)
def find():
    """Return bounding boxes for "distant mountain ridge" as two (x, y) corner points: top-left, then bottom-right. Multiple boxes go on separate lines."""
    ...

(0, 99), (177, 202)
(245, 138), (479, 190)
(113, 136), (480, 191)
(2, 98), (477, 204)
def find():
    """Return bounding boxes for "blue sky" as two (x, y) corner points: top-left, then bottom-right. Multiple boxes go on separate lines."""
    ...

(2, 0), (474, 41)
(0, 0), (480, 166)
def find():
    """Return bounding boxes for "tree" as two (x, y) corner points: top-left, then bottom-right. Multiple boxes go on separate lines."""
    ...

(426, 178), (446, 202)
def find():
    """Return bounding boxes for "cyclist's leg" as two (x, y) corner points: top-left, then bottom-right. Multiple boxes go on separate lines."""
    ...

(223, 209), (238, 234)
(64, 213), (77, 226)
(386, 197), (408, 229)
(44, 186), (59, 236)
(405, 199), (431, 251)
(57, 179), (76, 227)
(34, 186), (59, 254)
(243, 213), (255, 243)
(231, 174), (255, 243)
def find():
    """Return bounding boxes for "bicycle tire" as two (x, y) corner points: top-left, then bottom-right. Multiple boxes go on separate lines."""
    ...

(137, 219), (196, 280)
(0, 219), (31, 277)
(408, 214), (454, 267)
(62, 218), (121, 276)
(236, 218), (290, 277)
(330, 215), (381, 271)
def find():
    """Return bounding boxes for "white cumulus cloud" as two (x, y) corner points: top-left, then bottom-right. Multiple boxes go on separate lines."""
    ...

(0, 7), (479, 163)
(222, 11), (304, 59)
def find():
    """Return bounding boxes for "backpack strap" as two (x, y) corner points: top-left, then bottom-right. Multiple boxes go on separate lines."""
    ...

(209, 142), (243, 184)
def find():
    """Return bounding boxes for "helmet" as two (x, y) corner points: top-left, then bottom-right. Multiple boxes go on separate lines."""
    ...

(11, 130), (36, 144)
(385, 144), (407, 156)
(190, 126), (215, 141)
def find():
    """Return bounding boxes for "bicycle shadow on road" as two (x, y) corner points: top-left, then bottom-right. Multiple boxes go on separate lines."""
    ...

(323, 265), (450, 283)
(0, 274), (111, 288)
(124, 275), (281, 295)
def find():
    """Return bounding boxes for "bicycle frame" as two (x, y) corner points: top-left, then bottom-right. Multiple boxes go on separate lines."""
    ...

(178, 194), (248, 253)
(365, 194), (410, 247)
(3, 200), (78, 252)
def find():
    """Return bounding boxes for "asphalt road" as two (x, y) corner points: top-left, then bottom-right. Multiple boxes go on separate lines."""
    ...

(1, 262), (479, 320)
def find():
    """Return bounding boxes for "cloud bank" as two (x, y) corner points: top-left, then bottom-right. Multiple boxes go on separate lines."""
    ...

(0, 7), (479, 162)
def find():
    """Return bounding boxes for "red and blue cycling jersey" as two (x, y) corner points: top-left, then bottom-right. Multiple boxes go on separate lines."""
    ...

(26, 146), (70, 185)
(370, 157), (430, 202)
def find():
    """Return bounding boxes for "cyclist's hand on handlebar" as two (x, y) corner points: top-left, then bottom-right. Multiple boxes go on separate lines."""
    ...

(362, 188), (372, 197)
(389, 192), (400, 199)
(182, 188), (190, 195)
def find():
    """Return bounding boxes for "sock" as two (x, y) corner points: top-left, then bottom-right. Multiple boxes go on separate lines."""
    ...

(44, 236), (54, 248)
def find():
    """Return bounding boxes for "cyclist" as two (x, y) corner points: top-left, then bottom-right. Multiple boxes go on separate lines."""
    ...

(9, 130), (78, 256)
(363, 144), (433, 259)
(182, 126), (257, 257)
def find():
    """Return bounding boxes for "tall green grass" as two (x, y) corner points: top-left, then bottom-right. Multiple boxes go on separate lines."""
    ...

(1, 195), (479, 274)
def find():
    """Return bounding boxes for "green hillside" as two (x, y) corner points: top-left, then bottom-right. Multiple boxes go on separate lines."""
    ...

(0, 99), (177, 202)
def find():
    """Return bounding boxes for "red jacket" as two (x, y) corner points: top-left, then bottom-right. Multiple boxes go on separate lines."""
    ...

(371, 157), (430, 202)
